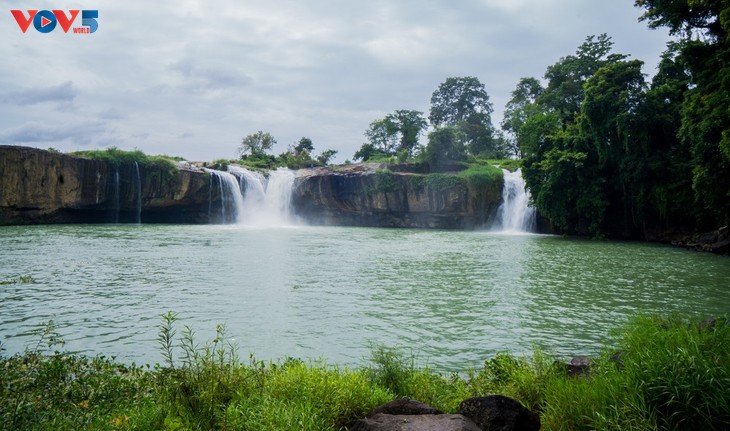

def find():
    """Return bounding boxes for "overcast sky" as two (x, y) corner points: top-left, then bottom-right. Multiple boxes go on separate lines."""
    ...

(0, 0), (671, 162)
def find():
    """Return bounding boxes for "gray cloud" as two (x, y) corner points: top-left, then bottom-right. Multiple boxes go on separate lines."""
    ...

(0, 0), (671, 162)
(0, 121), (107, 146)
(2, 81), (78, 105)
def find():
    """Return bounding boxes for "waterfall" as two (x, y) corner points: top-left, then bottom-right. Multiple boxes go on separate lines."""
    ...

(228, 166), (297, 226)
(497, 169), (535, 233)
(205, 169), (246, 223)
(133, 162), (142, 224)
(111, 170), (120, 223)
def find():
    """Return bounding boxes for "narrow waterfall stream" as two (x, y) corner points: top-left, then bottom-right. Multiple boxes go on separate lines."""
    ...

(133, 162), (142, 224)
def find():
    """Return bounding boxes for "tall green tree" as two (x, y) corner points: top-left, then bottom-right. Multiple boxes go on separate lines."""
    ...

(429, 77), (500, 157)
(539, 34), (627, 126)
(501, 77), (544, 158)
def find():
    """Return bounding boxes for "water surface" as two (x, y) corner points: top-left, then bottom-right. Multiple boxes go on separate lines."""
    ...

(1, 224), (728, 371)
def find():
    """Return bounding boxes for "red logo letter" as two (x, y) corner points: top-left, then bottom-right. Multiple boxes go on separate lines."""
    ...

(11, 10), (38, 33)
(53, 10), (80, 33)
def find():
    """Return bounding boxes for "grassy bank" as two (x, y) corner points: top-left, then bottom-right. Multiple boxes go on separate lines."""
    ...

(1, 314), (728, 430)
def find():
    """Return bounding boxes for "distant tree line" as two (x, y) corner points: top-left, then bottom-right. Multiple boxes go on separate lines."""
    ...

(238, 132), (338, 170)
(353, 76), (511, 168)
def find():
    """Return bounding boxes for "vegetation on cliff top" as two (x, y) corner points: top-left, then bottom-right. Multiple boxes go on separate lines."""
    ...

(72, 147), (181, 187)
(1, 314), (728, 430)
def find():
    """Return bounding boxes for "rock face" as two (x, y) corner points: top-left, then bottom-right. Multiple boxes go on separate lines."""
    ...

(0, 146), (216, 224)
(292, 165), (503, 229)
(0, 147), (505, 227)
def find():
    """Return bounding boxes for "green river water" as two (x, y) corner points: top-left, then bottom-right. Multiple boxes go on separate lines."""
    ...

(0, 224), (728, 371)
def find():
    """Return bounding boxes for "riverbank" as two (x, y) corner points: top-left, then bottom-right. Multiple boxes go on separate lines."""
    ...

(1, 314), (728, 430)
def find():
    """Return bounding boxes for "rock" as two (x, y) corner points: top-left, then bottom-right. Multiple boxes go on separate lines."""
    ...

(458, 395), (540, 431)
(350, 413), (481, 431)
(0, 146), (219, 224)
(565, 356), (592, 377)
(366, 399), (444, 417)
(291, 166), (503, 229)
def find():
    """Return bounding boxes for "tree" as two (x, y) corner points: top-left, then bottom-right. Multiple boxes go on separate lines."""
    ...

(429, 76), (497, 157)
(364, 117), (400, 156)
(316, 149), (338, 165)
(501, 77), (544, 158)
(293, 137), (314, 157)
(239, 131), (276, 157)
(635, 0), (724, 39)
(539, 34), (627, 125)
(353, 143), (387, 162)
(355, 110), (428, 162)
(635, 0), (730, 228)
(424, 126), (467, 169)
(389, 110), (428, 158)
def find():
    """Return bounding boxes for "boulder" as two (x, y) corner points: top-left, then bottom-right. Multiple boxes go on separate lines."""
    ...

(366, 399), (444, 417)
(458, 395), (540, 431)
(350, 413), (481, 431)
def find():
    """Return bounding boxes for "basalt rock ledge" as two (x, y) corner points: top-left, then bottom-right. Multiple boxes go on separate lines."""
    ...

(0, 146), (215, 224)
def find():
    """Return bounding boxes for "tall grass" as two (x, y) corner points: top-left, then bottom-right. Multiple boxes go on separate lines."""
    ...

(1, 314), (728, 430)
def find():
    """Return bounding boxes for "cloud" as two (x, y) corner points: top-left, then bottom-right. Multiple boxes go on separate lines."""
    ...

(171, 59), (253, 93)
(0, 121), (107, 146)
(1, 81), (78, 105)
(0, 0), (671, 162)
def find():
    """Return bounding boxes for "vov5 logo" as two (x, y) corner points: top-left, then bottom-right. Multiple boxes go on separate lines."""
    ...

(11, 10), (99, 34)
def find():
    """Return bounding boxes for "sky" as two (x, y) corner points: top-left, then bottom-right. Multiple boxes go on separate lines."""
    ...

(0, 0), (671, 163)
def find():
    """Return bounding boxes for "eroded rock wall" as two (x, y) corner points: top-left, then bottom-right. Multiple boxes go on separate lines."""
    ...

(291, 166), (503, 229)
(0, 146), (215, 224)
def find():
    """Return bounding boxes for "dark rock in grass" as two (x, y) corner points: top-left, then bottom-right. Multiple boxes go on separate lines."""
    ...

(350, 413), (481, 431)
(566, 356), (592, 377)
(458, 395), (540, 431)
(366, 399), (444, 417)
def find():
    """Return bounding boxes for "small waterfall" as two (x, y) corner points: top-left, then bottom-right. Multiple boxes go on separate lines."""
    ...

(206, 169), (246, 223)
(228, 166), (297, 226)
(133, 162), (142, 224)
(111, 170), (120, 223)
(497, 169), (535, 233)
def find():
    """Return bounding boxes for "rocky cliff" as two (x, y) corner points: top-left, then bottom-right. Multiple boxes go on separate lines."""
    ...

(0, 146), (506, 228)
(0, 146), (216, 224)
(292, 165), (504, 229)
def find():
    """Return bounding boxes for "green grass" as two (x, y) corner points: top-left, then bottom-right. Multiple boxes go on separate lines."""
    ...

(1, 314), (728, 430)
(72, 148), (180, 188)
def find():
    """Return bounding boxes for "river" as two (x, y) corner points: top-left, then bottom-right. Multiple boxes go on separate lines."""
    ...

(1, 224), (727, 371)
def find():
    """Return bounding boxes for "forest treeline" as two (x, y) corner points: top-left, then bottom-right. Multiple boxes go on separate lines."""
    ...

(510, 1), (730, 237)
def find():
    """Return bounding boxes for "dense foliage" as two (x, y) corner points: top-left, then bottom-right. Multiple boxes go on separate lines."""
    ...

(1, 314), (728, 430)
(505, 1), (730, 237)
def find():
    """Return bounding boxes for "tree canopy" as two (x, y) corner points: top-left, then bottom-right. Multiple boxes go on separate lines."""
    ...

(509, 9), (730, 237)
(355, 110), (427, 162)
(429, 77), (503, 157)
